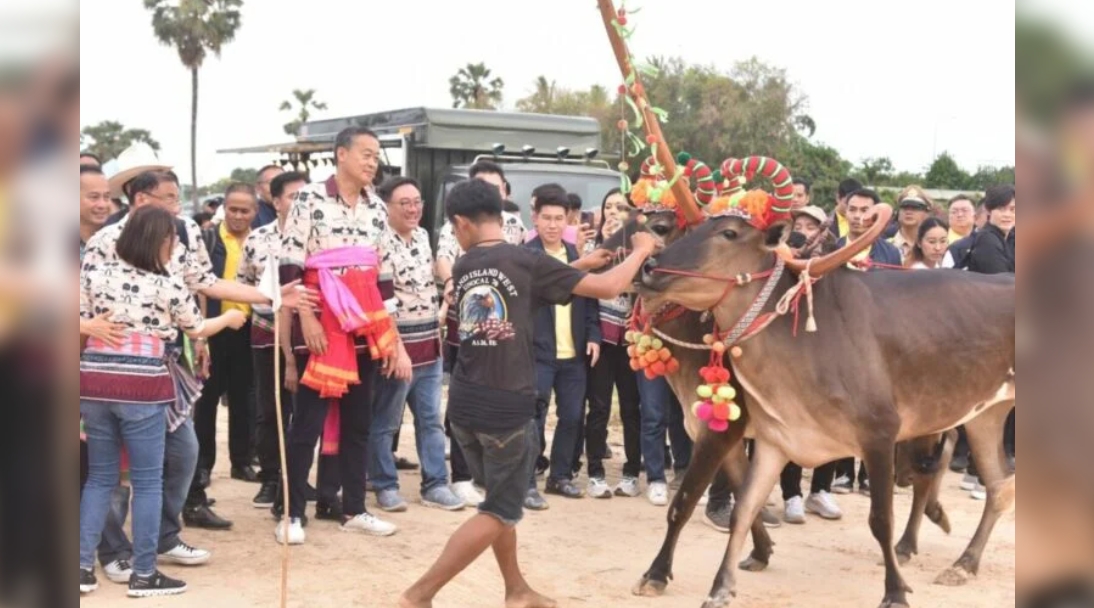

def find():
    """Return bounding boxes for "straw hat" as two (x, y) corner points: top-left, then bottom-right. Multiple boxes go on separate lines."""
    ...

(107, 143), (172, 198)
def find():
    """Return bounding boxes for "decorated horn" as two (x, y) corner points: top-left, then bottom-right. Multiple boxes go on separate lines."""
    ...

(677, 152), (716, 206)
(720, 156), (794, 213)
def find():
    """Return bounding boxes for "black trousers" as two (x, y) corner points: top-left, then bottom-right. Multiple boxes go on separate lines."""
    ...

(253, 347), (293, 483)
(442, 344), (472, 483)
(287, 352), (374, 519)
(835, 457), (869, 486)
(193, 323), (253, 473)
(583, 342), (641, 478)
(781, 461), (837, 500)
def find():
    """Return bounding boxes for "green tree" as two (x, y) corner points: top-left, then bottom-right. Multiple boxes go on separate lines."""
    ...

(145, 0), (243, 208)
(968, 165), (1015, 190)
(197, 167), (259, 198)
(780, 134), (853, 210)
(81, 120), (161, 162)
(449, 63), (504, 110)
(924, 152), (971, 189)
(515, 76), (558, 113)
(853, 157), (895, 186)
(280, 88), (328, 136)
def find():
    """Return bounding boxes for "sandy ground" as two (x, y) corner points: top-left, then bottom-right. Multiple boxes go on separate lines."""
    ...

(81, 404), (1014, 608)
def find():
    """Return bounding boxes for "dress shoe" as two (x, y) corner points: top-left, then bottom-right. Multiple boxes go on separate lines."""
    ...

(394, 457), (419, 471)
(544, 478), (584, 499)
(315, 502), (344, 522)
(231, 466), (259, 483)
(183, 504), (233, 530)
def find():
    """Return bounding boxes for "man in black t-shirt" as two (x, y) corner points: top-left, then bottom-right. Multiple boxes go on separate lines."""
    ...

(400, 179), (660, 608)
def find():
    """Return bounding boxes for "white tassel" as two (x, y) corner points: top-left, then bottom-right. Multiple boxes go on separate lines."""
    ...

(804, 260), (818, 333)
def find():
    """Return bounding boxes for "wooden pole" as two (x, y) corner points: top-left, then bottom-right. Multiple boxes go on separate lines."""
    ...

(596, 0), (704, 225)
(273, 307), (291, 608)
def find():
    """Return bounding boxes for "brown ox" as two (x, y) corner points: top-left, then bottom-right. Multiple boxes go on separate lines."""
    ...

(635, 214), (1015, 608)
(600, 211), (956, 594)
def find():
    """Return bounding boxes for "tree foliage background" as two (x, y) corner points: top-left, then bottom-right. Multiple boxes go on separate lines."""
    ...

(81, 121), (161, 162)
(510, 56), (1013, 210)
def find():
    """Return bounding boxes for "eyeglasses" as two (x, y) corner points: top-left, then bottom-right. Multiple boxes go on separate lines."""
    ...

(144, 192), (180, 205)
(395, 198), (423, 209)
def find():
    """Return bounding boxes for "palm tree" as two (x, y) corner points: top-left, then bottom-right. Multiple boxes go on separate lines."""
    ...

(449, 63), (504, 110)
(280, 88), (328, 136)
(145, 0), (243, 207)
(516, 76), (557, 113)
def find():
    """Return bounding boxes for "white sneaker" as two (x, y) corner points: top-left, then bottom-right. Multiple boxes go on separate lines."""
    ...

(698, 487), (710, 507)
(451, 481), (485, 507)
(614, 476), (640, 497)
(157, 541), (211, 566)
(647, 481), (669, 506)
(103, 558), (133, 584)
(805, 491), (843, 520)
(587, 477), (612, 499)
(960, 473), (979, 491)
(970, 484), (987, 501)
(273, 518), (306, 545)
(784, 496), (806, 524)
(341, 513), (397, 537)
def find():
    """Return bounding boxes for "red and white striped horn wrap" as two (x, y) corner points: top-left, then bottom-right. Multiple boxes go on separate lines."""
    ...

(719, 156), (794, 214)
(684, 159), (716, 206)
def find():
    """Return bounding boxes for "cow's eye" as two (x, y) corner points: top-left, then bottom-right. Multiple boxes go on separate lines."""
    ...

(722, 229), (738, 241)
(650, 224), (671, 236)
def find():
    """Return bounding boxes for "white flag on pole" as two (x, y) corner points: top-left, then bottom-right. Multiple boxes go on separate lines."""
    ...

(258, 257), (282, 312)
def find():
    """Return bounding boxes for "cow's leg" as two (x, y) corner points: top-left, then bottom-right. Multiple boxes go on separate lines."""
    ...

(719, 440), (775, 572)
(633, 425), (741, 597)
(863, 442), (913, 608)
(702, 440), (787, 608)
(935, 404), (1015, 587)
(895, 432), (955, 564)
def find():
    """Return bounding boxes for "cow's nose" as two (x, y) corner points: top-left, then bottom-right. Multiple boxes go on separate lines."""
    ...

(642, 257), (659, 277)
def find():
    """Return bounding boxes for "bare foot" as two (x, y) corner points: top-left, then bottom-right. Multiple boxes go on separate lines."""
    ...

(506, 587), (557, 608)
(397, 593), (432, 608)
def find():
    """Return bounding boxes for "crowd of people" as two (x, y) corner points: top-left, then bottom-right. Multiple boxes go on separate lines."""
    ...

(78, 130), (1015, 601)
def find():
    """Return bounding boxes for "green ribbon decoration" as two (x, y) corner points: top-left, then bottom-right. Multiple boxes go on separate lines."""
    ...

(624, 95), (644, 129)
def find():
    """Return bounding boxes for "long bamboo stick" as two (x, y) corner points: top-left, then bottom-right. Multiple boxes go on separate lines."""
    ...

(595, 0), (704, 225)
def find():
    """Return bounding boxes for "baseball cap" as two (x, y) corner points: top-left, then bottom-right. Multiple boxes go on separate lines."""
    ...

(791, 205), (827, 225)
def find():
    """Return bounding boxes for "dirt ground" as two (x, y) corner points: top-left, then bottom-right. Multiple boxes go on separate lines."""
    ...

(82, 404), (1014, 608)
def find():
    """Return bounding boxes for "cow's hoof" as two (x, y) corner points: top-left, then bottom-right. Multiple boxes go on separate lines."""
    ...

(895, 551), (914, 567)
(877, 600), (910, 608)
(934, 566), (973, 587)
(926, 503), (952, 535)
(632, 574), (667, 597)
(701, 590), (734, 608)
(738, 556), (768, 572)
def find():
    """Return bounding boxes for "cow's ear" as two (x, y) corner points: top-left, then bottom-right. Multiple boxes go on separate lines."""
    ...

(763, 220), (791, 249)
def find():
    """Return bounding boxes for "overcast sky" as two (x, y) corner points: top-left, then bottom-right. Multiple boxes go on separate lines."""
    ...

(80, 0), (1016, 186)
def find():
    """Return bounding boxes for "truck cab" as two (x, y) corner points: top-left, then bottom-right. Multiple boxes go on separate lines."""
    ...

(218, 107), (621, 246)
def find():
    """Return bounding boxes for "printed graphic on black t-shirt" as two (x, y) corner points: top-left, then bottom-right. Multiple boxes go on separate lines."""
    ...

(457, 275), (516, 344)
(448, 244), (584, 433)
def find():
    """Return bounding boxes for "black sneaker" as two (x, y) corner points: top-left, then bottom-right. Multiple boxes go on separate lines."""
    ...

(544, 478), (584, 499)
(80, 568), (99, 594)
(127, 570), (188, 598)
(253, 481), (279, 508)
(315, 502), (344, 521)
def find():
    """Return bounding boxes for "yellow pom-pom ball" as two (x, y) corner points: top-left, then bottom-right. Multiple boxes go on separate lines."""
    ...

(729, 403), (742, 421)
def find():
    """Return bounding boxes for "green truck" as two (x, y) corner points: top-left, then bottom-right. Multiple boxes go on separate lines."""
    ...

(218, 107), (621, 245)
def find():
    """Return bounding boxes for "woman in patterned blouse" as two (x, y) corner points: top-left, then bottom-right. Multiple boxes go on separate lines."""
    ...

(79, 206), (247, 598)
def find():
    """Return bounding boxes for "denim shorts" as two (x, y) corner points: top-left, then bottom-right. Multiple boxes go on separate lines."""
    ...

(450, 419), (538, 526)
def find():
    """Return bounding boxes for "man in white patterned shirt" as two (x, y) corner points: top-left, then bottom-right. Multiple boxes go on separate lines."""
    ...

(369, 176), (465, 513)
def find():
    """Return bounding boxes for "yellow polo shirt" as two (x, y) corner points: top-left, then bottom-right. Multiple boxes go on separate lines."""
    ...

(219, 223), (251, 317)
(547, 246), (576, 360)
(836, 211), (849, 238)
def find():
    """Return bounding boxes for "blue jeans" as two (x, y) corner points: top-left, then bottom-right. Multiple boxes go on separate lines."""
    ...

(96, 417), (199, 564)
(534, 357), (587, 483)
(369, 359), (448, 494)
(636, 374), (692, 483)
(80, 401), (167, 576)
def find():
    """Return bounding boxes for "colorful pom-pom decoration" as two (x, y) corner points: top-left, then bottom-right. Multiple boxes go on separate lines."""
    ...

(625, 328), (680, 380)
(694, 364), (742, 433)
